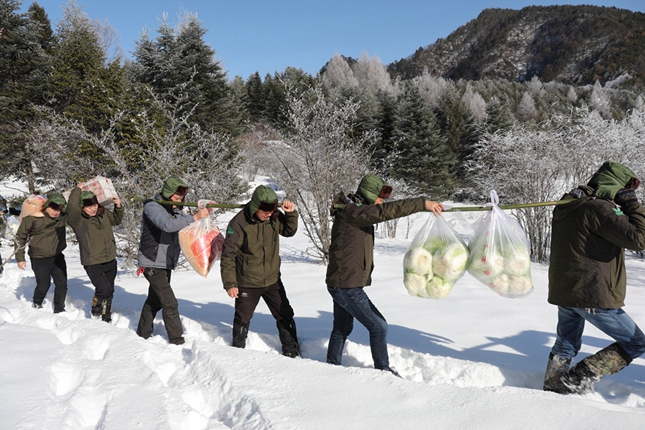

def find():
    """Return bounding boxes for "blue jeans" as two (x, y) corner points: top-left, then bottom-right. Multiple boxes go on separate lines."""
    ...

(327, 287), (390, 370)
(551, 306), (645, 360)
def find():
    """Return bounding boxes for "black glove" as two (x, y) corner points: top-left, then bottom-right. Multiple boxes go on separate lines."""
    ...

(614, 188), (638, 206)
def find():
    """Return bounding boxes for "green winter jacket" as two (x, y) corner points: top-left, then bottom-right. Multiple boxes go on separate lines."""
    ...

(326, 192), (425, 288)
(67, 187), (124, 266)
(548, 162), (645, 308)
(220, 194), (299, 290)
(15, 212), (68, 261)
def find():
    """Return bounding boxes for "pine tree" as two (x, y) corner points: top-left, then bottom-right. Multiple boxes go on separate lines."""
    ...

(434, 87), (480, 186)
(129, 13), (242, 135)
(391, 83), (456, 198)
(245, 71), (266, 122)
(0, 0), (54, 189)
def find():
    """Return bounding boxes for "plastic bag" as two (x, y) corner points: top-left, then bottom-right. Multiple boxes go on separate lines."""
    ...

(466, 191), (533, 298)
(18, 195), (46, 221)
(63, 176), (118, 205)
(403, 214), (470, 299)
(4, 215), (20, 239)
(179, 201), (224, 277)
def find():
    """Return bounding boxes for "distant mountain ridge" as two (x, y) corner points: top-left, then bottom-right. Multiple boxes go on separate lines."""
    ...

(387, 5), (645, 87)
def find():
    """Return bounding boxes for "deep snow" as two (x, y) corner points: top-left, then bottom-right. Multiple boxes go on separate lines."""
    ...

(2, 179), (645, 430)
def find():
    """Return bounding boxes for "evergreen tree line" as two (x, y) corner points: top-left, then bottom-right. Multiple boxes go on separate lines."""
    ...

(2, 1), (645, 264)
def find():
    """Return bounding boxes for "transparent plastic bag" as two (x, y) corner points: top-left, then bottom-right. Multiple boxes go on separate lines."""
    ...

(179, 201), (224, 277)
(466, 191), (533, 298)
(403, 214), (469, 299)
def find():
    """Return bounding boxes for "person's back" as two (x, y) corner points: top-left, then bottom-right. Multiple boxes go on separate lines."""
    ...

(544, 161), (645, 395)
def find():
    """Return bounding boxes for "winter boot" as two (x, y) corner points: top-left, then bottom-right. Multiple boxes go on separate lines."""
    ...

(102, 297), (113, 323)
(91, 296), (102, 317)
(277, 318), (300, 358)
(561, 343), (632, 394)
(543, 353), (571, 393)
(232, 322), (249, 348)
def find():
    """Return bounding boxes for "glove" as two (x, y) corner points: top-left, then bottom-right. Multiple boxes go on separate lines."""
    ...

(614, 188), (638, 206)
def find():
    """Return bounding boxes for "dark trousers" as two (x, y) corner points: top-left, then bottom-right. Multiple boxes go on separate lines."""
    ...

(234, 279), (295, 326)
(84, 259), (117, 300)
(31, 254), (67, 312)
(136, 268), (184, 344)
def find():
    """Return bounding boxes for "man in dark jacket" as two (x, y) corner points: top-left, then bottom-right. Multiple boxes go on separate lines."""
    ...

(67, 187), (124, 322)
(135, 177), (209, 345)
(544, 161), (645, 394)
(221, 185), (300, 357)
(325, 174), (443, 375)
(15, 193), (68, 312)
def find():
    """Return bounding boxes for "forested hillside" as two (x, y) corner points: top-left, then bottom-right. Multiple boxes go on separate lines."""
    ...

(388, 5), (645, 87)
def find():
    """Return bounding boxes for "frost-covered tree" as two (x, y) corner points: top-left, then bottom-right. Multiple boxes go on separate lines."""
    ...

(264, 85), (374, 263)
(517, 92), (539, 121)
(352, 52), (392, 96)
(589, 80), (612, 119)
(468, 107), (645, 262)
(25, 92), (245, 265)
(322, 54), (358, 93)
(413, 70), (451, 108)
(461, 83), (487, 123)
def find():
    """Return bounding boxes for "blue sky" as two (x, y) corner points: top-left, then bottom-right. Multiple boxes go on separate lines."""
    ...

(20, 0), (645, 80)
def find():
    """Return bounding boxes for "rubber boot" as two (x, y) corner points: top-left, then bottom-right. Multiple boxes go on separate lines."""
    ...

(277, 318), (300, 358)
(561, 343), (632, 394)
(232, 322), (249, 348)
(543, 353), (571, 393)
(91, 296), (102, 317)
(102, 297), (113, 323)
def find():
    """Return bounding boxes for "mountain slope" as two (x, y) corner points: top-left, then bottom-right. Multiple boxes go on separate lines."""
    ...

(388, 5), (645, 86)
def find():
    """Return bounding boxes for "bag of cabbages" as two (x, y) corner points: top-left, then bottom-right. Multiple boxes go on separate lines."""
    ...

(403, 214), (469, 299)
(179, 201), (224, 277)
(466, 191), (533, 298)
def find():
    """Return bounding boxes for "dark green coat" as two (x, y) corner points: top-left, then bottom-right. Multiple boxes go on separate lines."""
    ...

(325, 193), (425, 288)
(15, 212), (67, 261)
(548, 195), (645, 308)
(67, 187), (124, 266)
(220, 204), (299, 290)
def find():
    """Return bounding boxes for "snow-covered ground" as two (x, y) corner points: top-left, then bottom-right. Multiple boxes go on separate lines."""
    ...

(2, 179), (645, 429)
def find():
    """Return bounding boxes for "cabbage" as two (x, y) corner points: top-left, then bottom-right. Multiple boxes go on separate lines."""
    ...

(503, 254), (531, 277)
(433, 243), (469, 280)
(423, 237), (447, 254)
(509, 275), (533, 295)
(468, 250), (504, 280)
(404, 247), (433, 276)
(426, 276), (452, 299)
(404, 272), (429, 298)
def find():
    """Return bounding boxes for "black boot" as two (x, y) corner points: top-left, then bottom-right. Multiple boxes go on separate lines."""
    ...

(561, 343), (632, 394)
(232, 322), (249, 348)
(277, 319), (300, 358)
(102, 297), (113, 323)
(91, 296), (102, 317)
(543, 353), (571, 393)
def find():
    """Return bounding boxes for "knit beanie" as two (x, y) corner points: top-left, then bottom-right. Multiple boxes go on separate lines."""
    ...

(356, 174), (387, 205)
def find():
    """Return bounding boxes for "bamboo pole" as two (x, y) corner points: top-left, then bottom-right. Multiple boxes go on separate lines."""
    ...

(132, 197), (569, 212)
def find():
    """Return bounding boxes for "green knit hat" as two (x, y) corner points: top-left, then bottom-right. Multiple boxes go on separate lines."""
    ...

(248, 185), (278, 215)
(357, 174), (387, 204)
(161, 176), (189, 199)
(587, 161), (637, 200)
(43, 193), (67, 212)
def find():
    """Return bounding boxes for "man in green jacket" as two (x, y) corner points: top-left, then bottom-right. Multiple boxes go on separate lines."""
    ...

(67, 186), (124, 323)
(544, 161), (645, 394)
(15, 194), (68, 312)
(221, 185), (300, 357)
(325, 174), (443, 375)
